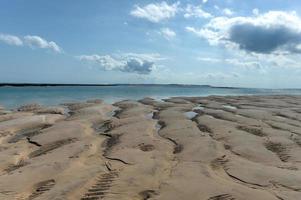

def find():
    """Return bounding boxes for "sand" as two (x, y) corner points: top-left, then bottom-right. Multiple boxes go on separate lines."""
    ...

(0, 95), (301, 200)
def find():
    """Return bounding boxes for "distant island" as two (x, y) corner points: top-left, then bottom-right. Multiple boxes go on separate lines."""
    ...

(0, 83), (239, 89)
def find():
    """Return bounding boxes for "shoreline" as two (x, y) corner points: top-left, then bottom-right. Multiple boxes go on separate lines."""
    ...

(1, 94), (301, 110)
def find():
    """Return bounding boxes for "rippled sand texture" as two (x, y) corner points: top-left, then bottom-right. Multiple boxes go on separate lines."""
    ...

(0, 95), (301, 200)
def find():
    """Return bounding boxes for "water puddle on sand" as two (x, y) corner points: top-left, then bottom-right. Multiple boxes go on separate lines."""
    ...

(155, 123), (162, 132)
(63, 107), (71, 116)
(184, 111), (198, 119)
(222, 105), (237, 110)
(146, 112), (154, 120)
(193, 106), (204, 111)
(276, 116), (286, 120)
(109, 108), (122, 118)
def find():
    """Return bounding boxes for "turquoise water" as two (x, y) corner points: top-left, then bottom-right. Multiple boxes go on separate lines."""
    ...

(0, 85), (301, 109)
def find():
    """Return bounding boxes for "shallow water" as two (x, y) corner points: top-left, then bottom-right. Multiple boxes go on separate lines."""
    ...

(184, 111), (198, 119)
(0, 85), (301, 109)
(193, 105), (205, 111)
(222, 105), (237, 110)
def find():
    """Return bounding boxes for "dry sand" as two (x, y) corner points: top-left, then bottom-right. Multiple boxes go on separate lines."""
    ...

(0, 95), (301, 200)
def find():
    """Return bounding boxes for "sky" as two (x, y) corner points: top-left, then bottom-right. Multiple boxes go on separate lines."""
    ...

(1, 0), (301, 88)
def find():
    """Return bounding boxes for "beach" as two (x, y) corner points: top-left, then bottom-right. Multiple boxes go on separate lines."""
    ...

(0, 95), (301, 200)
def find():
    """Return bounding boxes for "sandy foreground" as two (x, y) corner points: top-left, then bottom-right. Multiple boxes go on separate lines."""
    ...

(0, 96), (301, 200)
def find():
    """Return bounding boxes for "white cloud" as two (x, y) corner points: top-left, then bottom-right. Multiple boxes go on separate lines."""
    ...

(197, 51), (301, 72)
(203, 0), (209, 3)
(130, 1), (179, 23)
(204, 72), (240, 79)
(152, 68), (241, 85)
(79, 55), (123, 70)
(159, 28), (176, 40)
(187, 11), (301, 54)
(197, 57), (221, 63)
(184, 4), (212, 18)
(214, 5), (220, 10)
(186, 26), (220, 45)
(24, 35), (62, 53)
(222, 8), (234, 16)
(79, 53), (164, 74)
(252, 8), (259, 16)
(0, 33), (62, 53)
(197, 56), (262, 70)
(0, 34), (23, 46)
(256, 53), (301, 69)
(225, 58), (262, 70)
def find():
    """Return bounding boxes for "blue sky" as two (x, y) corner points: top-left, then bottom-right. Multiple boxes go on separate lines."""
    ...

(1, 0), (301, 88)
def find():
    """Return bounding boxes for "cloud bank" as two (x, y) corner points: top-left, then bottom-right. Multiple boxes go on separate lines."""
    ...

(187, 11), (301, 54)
(79, 53), (164, 74)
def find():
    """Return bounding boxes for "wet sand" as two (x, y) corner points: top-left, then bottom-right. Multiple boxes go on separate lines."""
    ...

(0, 95), (301, 200)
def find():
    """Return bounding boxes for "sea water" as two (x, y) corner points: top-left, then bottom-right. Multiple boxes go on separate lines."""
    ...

(0, 85), (301, 109)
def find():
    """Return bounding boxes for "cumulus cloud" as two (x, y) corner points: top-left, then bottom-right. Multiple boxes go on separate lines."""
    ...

(130, 1), (179, 23)
(79, 53), (164, 74)
(0, 33), (62, 53)
(187, 11), (301, 54)
(229, 24), (301, 54)
(184, 4), (212, 19)
(159, 28), (176, 40)
(0, 34), (23, 46)
(24, 35), (62, 53)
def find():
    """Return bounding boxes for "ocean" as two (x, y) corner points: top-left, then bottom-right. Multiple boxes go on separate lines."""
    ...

(0, 85), (301, 109)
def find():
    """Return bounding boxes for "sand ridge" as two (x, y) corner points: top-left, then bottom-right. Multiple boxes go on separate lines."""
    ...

(0, 95), (301, 199)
